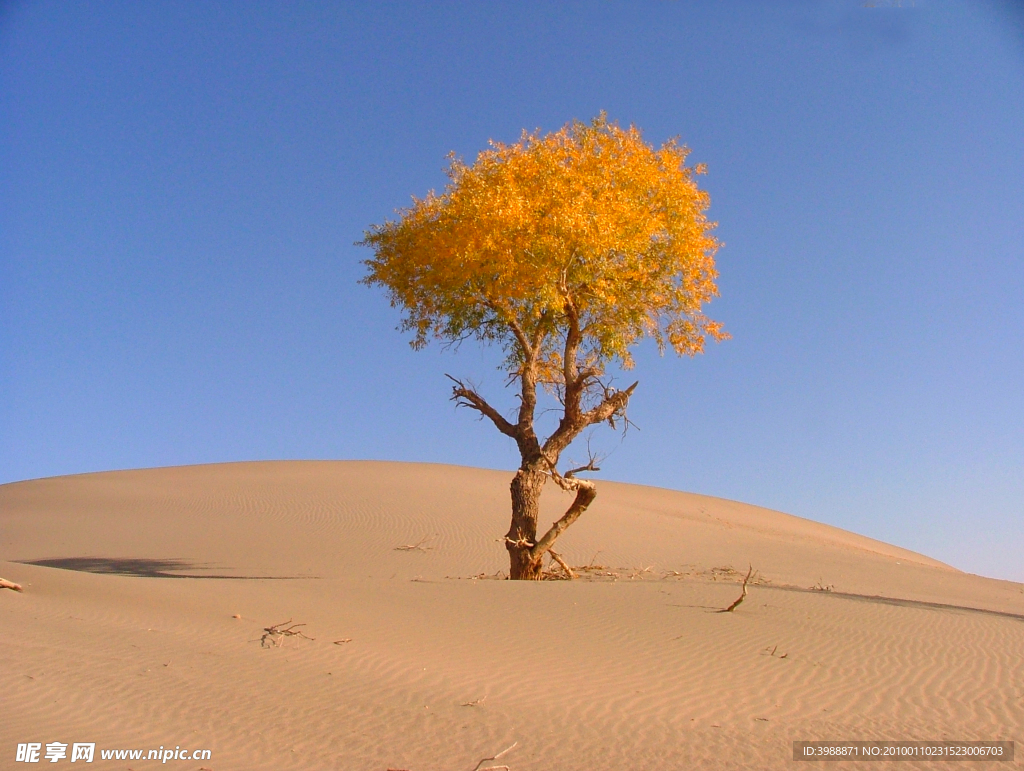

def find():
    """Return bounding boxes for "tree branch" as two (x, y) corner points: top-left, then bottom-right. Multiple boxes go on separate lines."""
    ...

(581, 381), (638, 428)
(526, 453), (600, 561)
(531, 309), (551, 353)
(530, 477), (597, 561)
(447, 375), (519, 439)
(0, 577), (23, 592)
(469, 741), (517, 771)
(541, 381), (638, 459)
(548, 550), (576, 579)
(572, 366), (599, 390)
(562, 298), (582, 393)
(517, 360), (540, 443)
(479, 300), (545, 457)
(564, 457), (600, 479)
(483, 299), (532, 359)
(718, 566), (754, 613)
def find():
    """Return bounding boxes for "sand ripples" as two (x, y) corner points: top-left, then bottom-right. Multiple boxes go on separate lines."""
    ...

(2, 461), (1021, 769)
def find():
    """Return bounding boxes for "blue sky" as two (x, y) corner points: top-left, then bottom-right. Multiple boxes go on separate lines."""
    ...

(2, 1), (1022, 581)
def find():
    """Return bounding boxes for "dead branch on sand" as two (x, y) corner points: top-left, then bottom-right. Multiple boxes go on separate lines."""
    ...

(470, 741), (517, 771)
(388, 740), (517, 771)
(547, 550), (575, 579)
(394, 536), (435, 552)
(718, 565), (754, 613)
(0, 577), (23, 592)
(259, 619), (314, 648)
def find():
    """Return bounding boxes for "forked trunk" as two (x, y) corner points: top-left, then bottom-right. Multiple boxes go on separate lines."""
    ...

(507, 467), (547, 580)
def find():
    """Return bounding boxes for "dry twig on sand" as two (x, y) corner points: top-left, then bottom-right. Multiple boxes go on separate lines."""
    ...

(394, 536), (434, 552)
(763, 644), (788, 659)
(718, 565), (754, 613)
(259, 619), (314, 648)
(0, 577), (23, 592)
(469, 741), (517, 771)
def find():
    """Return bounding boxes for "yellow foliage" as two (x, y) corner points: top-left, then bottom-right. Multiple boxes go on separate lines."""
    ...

(360, 113), (727, 379)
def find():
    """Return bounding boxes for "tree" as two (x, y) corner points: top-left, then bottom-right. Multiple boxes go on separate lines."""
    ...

(360, 114), (727, 580)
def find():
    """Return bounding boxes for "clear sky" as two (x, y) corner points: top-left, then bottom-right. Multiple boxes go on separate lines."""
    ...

(2, 1), (1022, 581)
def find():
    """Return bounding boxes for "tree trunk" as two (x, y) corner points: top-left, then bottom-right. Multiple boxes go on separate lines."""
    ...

(507, 467), (547, 580)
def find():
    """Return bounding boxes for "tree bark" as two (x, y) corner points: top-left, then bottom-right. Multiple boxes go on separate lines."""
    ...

(506, 467), (547, 580)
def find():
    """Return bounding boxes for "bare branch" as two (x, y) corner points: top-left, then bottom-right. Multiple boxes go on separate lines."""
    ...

(530, 475), (597, 560)
(581, 380), (638, 428)
(504, 534), (535, 550)
(542, 380), (638, 459)
(438, 328), (477, 354)
(0, 577), (23, 592)
(259, 619), (314, 648)
(538, 454), (575, 492)
(548, 550), (576, 579)
(563, 436), (606, 479)
(469, 742), (517, 771)
(718, 565), (754, 613)
(564, 457), (601, 480)
(447, 375), (519, 439)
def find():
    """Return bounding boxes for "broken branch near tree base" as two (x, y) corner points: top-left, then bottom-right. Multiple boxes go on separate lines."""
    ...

(548, 550), (575, 579)
(0, 577), (23, 592)
(718, 565), (754, 613)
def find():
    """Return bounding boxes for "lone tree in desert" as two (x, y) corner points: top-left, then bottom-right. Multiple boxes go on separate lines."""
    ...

(360, 114), (727, 579)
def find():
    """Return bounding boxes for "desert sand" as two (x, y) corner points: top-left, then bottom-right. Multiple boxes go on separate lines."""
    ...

(1, 461), (1021, 769)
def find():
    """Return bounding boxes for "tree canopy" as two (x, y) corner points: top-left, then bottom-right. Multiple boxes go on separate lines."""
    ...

(361, 114), (727, 376)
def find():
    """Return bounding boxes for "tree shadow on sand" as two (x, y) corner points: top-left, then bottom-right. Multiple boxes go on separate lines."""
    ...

(17, 557), (314, 580)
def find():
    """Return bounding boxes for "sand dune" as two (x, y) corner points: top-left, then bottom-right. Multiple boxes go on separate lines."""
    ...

(1, 461), (1021, 769)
